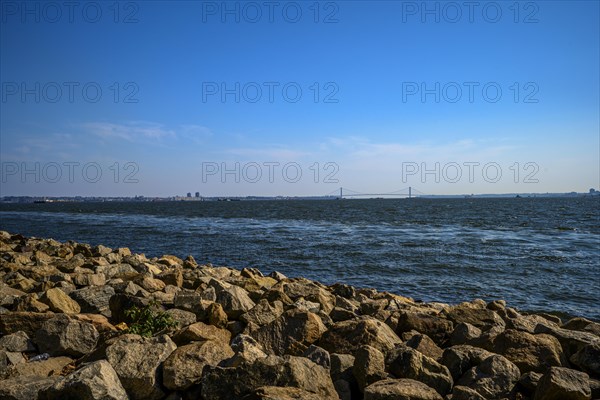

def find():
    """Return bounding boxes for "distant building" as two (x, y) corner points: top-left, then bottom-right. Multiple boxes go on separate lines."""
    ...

(195, 192), (200, 198)
(186, 192), (192, 197)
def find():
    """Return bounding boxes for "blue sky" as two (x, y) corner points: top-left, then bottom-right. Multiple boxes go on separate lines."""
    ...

(1, 0), (598, 197)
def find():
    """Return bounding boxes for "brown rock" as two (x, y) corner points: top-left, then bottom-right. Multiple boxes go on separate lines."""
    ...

(456, 354), (520, 399)
(386, 344), (453, 396)
(363, 378), (443, 400)
(534, 367), (591, 400)
(492, 329), (566, 373)
(393, 312), (454, 346)
(163, 340), (234, 390)
(570, 342), (600, 377)
(0, 311), (55, 337)
(319, 317), (402, 356)
(405, 333), (443, 360)
(440, 345), (495, 381)
(353, 345), (387, 392)
(201, 355), (338, 400)
(251, 309), (326, 356)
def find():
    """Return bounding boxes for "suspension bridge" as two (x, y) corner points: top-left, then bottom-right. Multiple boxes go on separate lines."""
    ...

(324, 186), (426, 199)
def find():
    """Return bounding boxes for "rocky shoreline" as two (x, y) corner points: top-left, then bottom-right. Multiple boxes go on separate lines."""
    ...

(0, 231), (598, 400)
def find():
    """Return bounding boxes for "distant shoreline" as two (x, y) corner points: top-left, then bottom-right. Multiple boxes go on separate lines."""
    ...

(2, 191), (599, 204)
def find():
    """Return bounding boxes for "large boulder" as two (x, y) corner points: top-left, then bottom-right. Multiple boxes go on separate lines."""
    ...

(533, 367), (591, 400)
(392, 312), (454, 346)
(163, 340), (234, 391)
(440, 345), (495, 381)
(319, 317), (402, 356)
(455, 354), (520, 399)
(492, 329), (566, 373)
(443, 303), (505, 329)
(251, 309), (326, 356)
(34, 314), (99, 357)
(208, 279), (256, 318)
(105, 334), (177, 400)
(278, 279), (336, 314)
(201, 355), (338, 400)
(223, 334), (268, 367)
(535, 325), (600, 359)
(41, 360), (128, 400)
(363, 378), (443, 400)
(241, 299), (284, 326)
(386, 344), (453, 396)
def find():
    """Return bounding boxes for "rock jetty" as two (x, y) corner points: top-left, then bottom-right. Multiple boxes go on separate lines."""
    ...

(0, 231), (598, 399)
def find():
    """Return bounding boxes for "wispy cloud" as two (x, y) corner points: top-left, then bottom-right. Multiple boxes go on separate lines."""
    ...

(222, 147), (311, 160)
(81, 121), (176, 142)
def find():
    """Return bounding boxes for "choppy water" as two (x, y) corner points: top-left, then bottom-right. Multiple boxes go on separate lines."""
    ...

(1, 197), (599, 320)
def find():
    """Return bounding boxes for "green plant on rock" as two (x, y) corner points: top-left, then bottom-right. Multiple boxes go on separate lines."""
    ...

(124, 301), (178, 337)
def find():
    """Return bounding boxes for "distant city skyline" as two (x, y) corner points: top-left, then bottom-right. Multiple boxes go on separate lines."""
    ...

(1, 1), (598, 197)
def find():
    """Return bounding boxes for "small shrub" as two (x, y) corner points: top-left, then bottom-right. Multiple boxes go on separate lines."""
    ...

(124, 301), (178, 337)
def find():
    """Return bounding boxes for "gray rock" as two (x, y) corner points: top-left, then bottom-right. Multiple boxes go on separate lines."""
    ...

(105, 334), (177, 400)
(41, 360), (128, 400)
(164, 308), (196, 328)
(34, 314), (99, 357)
(70, 285), (115, 316)
(534, 366), (591, 400)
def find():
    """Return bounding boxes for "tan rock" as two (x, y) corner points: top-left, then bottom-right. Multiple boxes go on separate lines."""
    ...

(40, 288), (81, 314)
